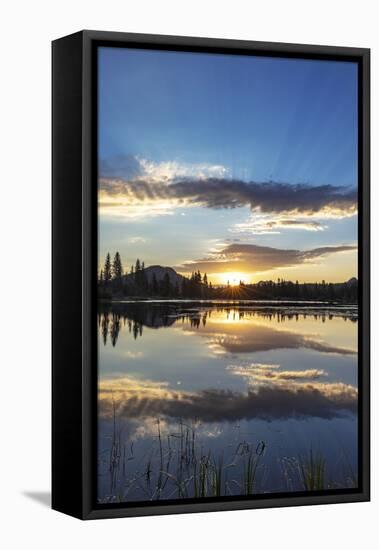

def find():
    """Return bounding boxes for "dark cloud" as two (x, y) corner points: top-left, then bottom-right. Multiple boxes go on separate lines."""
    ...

(99, 176), (357, 217)
(172, 179), (357, 215)
(176, 243), (357, 274)
(99, 377), (357, 422)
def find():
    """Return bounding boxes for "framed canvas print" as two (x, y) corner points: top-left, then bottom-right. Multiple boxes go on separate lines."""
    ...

(52, 30), (370, 519)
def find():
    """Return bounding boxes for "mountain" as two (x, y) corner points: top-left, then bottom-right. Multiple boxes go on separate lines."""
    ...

(134, 265), (185, 286)
(107, 265), (186, 296)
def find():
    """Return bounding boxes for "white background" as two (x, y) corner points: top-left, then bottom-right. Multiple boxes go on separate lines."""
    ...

(0, 0), (376, 548)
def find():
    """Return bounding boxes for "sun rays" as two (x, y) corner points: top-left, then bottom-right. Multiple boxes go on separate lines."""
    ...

(218, 272), (248, 286)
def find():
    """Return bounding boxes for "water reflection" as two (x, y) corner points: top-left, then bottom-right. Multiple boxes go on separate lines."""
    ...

(100, 311), (142, 345)
(97, 302), (358, 503)
(99, 375), (357, 422)
(98, 301), (357, 349)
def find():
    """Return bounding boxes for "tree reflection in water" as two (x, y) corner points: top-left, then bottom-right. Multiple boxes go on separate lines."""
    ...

(98, 301), (357, 347)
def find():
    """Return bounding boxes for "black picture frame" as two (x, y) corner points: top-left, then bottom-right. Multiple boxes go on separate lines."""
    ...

(52, 30), (370, 520)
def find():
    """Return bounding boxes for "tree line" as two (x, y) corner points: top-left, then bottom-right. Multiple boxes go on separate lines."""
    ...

(98, 252), (358, 303)
(242, 278), (358, 302)
(98, 253), (214, 299)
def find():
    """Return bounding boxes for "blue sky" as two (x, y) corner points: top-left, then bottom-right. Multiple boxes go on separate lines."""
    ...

(98, 46), (358, 283)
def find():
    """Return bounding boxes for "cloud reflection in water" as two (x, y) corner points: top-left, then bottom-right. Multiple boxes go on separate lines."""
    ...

(99, 373), (357, 423)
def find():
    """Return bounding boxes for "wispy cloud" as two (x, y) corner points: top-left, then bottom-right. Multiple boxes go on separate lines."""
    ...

(100, 155), (229, 181)
(227, 363), (327, 382)
(231, 215), (327, 235)
(175, 242), (357, 275)
(127, 236), (148, 244)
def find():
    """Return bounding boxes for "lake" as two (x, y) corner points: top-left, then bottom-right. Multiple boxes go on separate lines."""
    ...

(97, 301), (358, 503)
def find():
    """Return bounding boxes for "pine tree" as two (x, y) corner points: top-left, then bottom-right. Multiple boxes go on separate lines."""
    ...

(135, 259), (148, 291)
(104, 253), (112, 282)
(99, 270), (104, 285)
(112, 251), (123, 279)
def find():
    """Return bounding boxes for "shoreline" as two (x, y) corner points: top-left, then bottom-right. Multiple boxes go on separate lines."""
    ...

(99, 297), (358, 307)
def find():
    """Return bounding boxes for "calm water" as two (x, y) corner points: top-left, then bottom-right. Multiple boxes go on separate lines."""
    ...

(97, 301), (358, 503)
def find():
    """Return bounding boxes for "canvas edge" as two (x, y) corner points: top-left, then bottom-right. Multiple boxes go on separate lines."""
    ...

(52, 30), (370, 520)
(52, 31), (85, 519)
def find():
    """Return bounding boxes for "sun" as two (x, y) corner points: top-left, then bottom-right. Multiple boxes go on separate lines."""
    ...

(219, 272), (248, 286)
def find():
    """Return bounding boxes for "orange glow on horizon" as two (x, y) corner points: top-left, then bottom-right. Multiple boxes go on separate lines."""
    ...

(217, 272), (249, 286)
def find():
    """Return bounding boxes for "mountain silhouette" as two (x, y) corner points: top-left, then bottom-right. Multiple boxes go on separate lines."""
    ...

(129, 265), (185, 286)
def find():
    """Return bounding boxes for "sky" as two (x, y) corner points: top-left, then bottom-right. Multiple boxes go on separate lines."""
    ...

(98, 46), (358, 284)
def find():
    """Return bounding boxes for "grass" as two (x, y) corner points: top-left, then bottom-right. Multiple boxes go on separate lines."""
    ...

(297, 449), (326, 491)
(241, 441), (266, 495)
(100, 415), (268, 502)
(98, 415), (357, 503)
